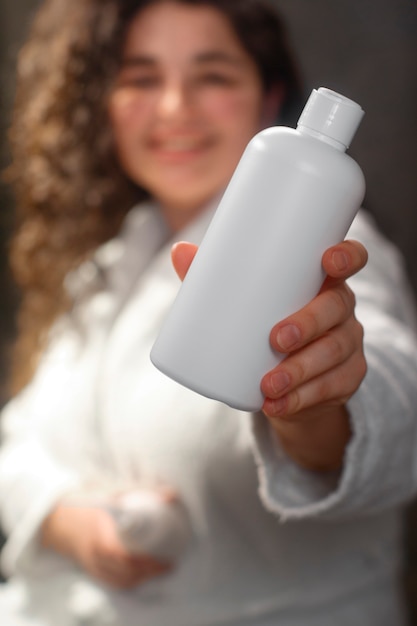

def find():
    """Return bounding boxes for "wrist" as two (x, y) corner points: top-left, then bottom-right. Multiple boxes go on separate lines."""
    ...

(269, 404), (352, 473)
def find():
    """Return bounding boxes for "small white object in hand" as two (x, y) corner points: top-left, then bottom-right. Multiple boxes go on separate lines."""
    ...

(107, 490), (192, 561)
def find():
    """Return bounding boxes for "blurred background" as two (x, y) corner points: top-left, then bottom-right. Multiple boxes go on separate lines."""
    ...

(0, 0), (417, 617)
(1, 0), (417, 397)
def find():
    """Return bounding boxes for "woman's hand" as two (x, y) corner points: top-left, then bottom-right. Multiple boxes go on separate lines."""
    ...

(41, 504), (171, 589)
(260, 240), (368, 472)
(172, 239), (368, 473)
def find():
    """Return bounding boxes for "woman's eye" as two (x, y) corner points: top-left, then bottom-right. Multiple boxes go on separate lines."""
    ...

(197, 73), (236, 86)
(118, 74), (160, 89)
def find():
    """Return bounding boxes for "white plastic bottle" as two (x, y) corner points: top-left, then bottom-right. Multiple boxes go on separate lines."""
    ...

(151, 87), (366, 412)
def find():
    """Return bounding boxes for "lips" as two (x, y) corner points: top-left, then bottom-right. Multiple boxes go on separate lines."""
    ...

(153, 137), (204, 152)
(148, 133), (214, 161)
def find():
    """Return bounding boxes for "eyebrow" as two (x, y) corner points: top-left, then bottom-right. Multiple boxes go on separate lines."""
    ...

(121, 51), (245, 68)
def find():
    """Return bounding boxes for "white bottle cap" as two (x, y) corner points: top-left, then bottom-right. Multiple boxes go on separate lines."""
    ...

(297, 87), (364, 148)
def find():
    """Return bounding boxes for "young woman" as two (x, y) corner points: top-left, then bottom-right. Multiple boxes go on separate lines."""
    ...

(1, 1), (417, 624)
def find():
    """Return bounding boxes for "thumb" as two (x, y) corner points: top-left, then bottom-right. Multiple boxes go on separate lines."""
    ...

(171, 242), (198, 281)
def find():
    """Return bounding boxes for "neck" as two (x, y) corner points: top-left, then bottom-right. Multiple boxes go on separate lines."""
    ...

(158, 193), (223, 233)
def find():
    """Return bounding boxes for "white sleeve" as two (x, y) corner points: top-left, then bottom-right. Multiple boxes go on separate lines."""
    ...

(251, 211), (417, 521)
(0, 329), (87, 577)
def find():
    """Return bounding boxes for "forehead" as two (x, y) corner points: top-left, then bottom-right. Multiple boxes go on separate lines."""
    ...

(122, 1), (250, 63)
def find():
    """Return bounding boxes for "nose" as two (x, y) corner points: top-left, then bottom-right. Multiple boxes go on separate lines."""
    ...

(157, 80), (192, 120)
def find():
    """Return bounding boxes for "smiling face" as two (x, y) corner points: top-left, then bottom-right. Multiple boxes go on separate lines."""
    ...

(108, 0), (282, 230)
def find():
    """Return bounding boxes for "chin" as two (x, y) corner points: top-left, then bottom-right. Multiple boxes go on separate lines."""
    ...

(154, 181), (217, 207)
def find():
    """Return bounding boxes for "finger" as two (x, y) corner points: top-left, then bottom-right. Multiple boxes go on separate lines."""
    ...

(262, 350), (367, 419)
(96, 554), (171, 588)
(270, 282), (356, 354)
(322, 239), (368, 281)
(96, 565), (168, 590)
(262, 316), (364, 400)
(97, 566), (144, 589)
(171, 242), (198, 281)
(97, 548), (170, 572)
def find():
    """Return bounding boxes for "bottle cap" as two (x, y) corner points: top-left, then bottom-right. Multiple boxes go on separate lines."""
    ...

(297, 87), (364, 148)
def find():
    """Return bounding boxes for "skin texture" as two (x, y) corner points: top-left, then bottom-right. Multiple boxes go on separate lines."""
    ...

(108, 1), (282, 231)
(41, 1), (368, 588)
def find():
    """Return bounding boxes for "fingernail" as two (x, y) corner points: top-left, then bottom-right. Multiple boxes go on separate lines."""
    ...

(332, 250), (349, 271)
(276, 324), (301, 351)
(268, 397), (287, 417)
(270, 371), (290, 395)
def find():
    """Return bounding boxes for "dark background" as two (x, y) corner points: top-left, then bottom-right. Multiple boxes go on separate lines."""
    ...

(1, 0), (417, 619)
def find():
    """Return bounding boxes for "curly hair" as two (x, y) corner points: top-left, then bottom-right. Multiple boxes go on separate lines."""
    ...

(6, 0), (302, 393)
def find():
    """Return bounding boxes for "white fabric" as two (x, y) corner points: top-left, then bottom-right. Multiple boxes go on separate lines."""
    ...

(0, 202), (416, 625)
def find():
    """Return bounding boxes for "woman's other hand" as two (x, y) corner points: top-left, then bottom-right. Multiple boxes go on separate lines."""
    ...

(41, 504), (171, 589)
(172, 239), (368, 473)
